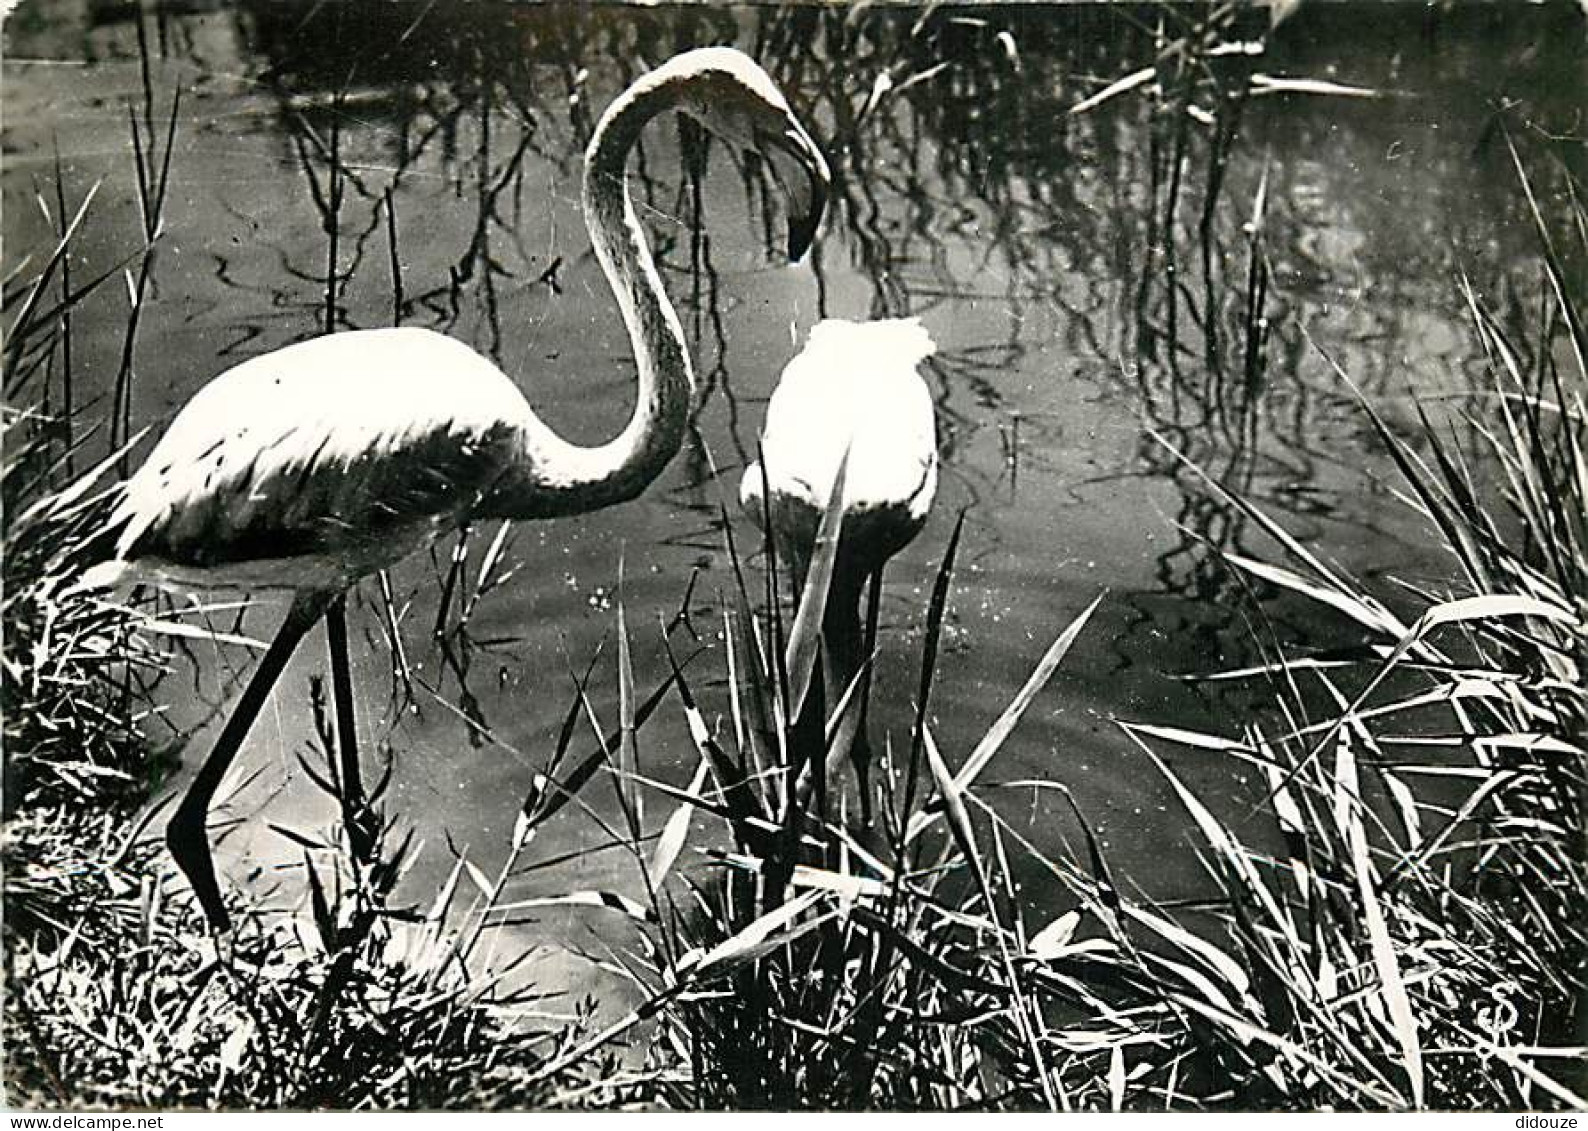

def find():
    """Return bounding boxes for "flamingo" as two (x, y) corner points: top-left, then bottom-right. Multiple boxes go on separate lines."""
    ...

(740, 317), (938, 826)
(78, 47), (830, 931)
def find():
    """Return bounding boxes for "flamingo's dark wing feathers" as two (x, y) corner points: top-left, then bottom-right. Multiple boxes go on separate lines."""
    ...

(122, 419), (523, 569)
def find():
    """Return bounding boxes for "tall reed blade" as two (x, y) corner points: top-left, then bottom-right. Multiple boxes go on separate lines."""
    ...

(785, 449), (850, 721)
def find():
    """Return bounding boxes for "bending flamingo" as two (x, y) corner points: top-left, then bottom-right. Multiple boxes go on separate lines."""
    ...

(79, 47), (830, 930)
(740, 317), (938, 825)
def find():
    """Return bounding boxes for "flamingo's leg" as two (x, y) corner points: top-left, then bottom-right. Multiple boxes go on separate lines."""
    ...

(323, 595), (373, 862)
(817, 568), (874, 829)
(166, 590), (334, 931)
(852, 567), (885, 828)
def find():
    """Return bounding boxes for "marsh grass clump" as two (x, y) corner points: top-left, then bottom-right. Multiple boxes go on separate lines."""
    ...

(500, 461), (1110, 1108)
(1, 421), (169, 816)
(2, 145), (179, 949)
(2, 156), (169, 814)
(3, 647), (609, 1109)
(1106, 167), (1586, 1109)
(638, 518), (1097, 1109)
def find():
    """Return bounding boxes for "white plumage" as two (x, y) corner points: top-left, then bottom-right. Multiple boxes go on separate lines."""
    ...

(90, 329), (530, 593)
(742, 317), (937, 540)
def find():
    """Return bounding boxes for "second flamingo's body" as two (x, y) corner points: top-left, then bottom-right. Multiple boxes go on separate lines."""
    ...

(741, 317), (939, 820)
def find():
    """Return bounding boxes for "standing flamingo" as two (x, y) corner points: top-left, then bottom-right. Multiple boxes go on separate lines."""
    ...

(78, 48), (830, 931)
(740, 317), (938, 825)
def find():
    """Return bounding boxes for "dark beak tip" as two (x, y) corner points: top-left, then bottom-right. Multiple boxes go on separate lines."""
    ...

(771, 121), (830, 263)
(786, 178), (828, 263)
(788, 213), (820, 263)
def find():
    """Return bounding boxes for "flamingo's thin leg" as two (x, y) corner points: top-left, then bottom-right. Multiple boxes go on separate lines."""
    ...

(323, 594), (372, 863)
(815, 568), (872, 829)
(853, 567), (885, 829)
(166, 590), (334, 931)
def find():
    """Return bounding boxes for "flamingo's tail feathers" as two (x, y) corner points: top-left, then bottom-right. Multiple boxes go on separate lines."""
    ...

(64, 559), (132, 598)
(889, 316), (937, 364)
(10, 476), (134, 598)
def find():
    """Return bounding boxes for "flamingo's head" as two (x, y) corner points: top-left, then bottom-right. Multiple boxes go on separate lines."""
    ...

(659, 47), (831, 262)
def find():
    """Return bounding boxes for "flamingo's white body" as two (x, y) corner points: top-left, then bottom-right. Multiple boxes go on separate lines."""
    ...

(741, 317), (938, 820)
(89, 326), (665, 595)
(83, 47), (830, 930)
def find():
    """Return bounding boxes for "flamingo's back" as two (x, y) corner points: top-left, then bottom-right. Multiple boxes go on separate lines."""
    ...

(742, 317), (938, 577)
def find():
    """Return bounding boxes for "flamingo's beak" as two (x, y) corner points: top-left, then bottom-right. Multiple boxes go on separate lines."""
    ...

(765, 118), (830, 263)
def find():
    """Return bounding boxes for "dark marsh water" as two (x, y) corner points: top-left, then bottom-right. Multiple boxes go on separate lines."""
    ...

(4, 1), (1583, 989)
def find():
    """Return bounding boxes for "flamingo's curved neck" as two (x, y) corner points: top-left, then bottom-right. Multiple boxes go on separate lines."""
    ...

(491, 72), (693, 517)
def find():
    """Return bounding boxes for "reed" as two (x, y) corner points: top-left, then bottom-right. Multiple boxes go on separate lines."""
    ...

(109, 9), (180, 477)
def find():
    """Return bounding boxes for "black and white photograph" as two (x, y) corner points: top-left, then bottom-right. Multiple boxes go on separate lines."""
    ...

(2, 0), (1584, 1113)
